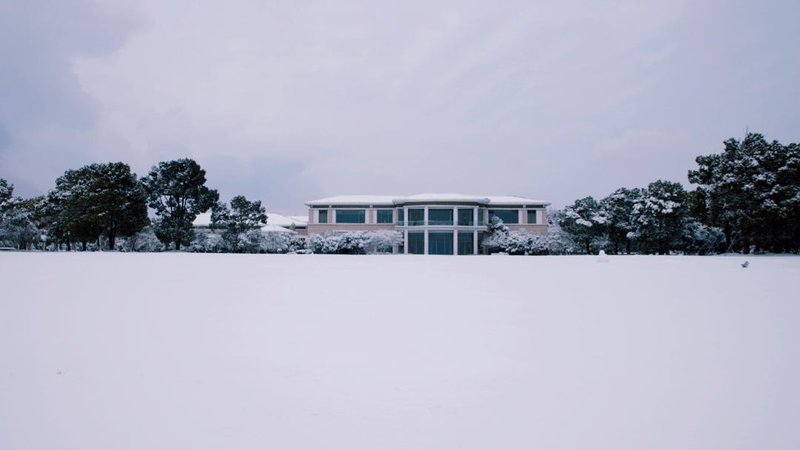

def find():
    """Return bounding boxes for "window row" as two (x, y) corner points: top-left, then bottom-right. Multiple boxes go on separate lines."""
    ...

(407, 231), (477, 255)
(316, 208), (539, 225)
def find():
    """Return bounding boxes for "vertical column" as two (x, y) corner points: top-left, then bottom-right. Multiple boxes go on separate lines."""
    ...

(404, 229), (409, 254)
(453, 207), (458, 226)
(473, 207), (478, 227)
(404, 206), (408, 226)
(473, 230), (478, 255)
(423, 207), (429, 226)
(423, 230), (429, 255)
(453, 229), (458, 255)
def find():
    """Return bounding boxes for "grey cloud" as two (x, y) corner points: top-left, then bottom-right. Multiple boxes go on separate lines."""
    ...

(0, 0), (138, 195)
(1, 0), (798, 209)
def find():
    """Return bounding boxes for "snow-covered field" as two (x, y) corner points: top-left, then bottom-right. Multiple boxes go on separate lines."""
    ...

(1, 253), (798, 450)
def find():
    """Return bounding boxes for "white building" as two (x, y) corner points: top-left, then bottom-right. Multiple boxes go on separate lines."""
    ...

(305, 193), (550, 255)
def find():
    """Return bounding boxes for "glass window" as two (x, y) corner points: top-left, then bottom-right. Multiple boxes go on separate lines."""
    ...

(335, 209), (365, 224)
(478, 208), (485, 226)
(458, 208), (474, 226)
(408, 208), (424, 226)
(457, 231), (474, 255)
(527, 210), (537, 224)
(428, 208), (453, 225)
(377, 209), (393, 224)
(488, 209), (519, 224)
(428, 232), (454, 255)
(318, 209), (328, 224)
(397, 208), (404, 225)
(408, 232), (425, 254)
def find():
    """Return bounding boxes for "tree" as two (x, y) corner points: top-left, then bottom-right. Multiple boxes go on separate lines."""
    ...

(689, 132), (800, 253)
(0, 194), (44, 250)
(630, 180), (688, 254)
(47, 163), (149, 250)
(141, 159), (219, 250)
(558, 196), (606, 254)
(0, 178), (14, 239)
(600, 187), (642, 254)
(210, 195), (268, 252)
(0, 178), (12, 207)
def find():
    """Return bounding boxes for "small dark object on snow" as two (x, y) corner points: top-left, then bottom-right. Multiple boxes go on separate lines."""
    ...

(741, 261), (750, 268)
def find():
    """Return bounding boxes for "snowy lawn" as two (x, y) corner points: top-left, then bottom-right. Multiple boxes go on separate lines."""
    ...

(1, 253), (798, 450)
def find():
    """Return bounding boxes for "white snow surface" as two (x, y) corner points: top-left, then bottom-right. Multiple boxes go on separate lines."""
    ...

(193, 211), (305, 230)
(1, 254), (798, 450)
(266, 212), (308, 227)
(192, 211), (212, 227)
(306, 193), (549, 206)
(305, 195), (398, 206)
(289, 215), (309, 224)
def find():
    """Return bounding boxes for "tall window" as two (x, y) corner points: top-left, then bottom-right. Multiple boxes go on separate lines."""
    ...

(335, 209), (365, 224)
(377, 209), (393, 224)
(527, 210), (537, 224)
(408, 232), (424, 254)
(408, 208), (424, 226)
(488, 209), (519, 224)
(478, 208), (485, 226)
(428, 209), (453, 225)
(428, 232), (453, 255)
(458, 208), (474, 226)
(318, 210), (328, 224)
(457, 231), (474, 255)
(398, 209), (405, 225)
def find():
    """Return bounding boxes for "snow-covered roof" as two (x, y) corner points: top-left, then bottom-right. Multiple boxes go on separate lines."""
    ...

(393, 193), (490, 204)
(260, 224), (295, 233)
(485, 195), (550, 206)
(267, 212), (308, 227)
(306, 195), (398, 206)
(193, 211), (308, 229)
(193, 212), (212, 227)
(306, 194), (550, 207)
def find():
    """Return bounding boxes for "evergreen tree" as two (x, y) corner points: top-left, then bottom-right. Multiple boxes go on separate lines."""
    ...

(689, 133), (800, 253)
(48, 163), (149, 250)
(210, 195), (267, 252)
(600, 187), (642, 254)
(142, 159), (219, 250)
(630, 180), (687, 254)
(0, 193), (43, 250)
(558, 196), (606, 254)
(0, 178), (12, 207)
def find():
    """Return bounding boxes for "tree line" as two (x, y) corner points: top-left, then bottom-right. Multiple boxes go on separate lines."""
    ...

(2, 131), (798, 254)
(551, 132), (800, 254)
(0, 158), (269, 251)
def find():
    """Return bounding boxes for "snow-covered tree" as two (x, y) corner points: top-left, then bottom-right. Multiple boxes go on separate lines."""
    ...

(558, 196), (606, 254)
(142, 159), (219, 250)
(482, 216), (564, 255)
(681, 220), (726, 255)
(263, 232), (306, 254)
(629, 180), (687, 254)
(600, 187), (642, 254)
(0, 178), (12, 208)
(126, 226), (163, 252)
(45, 163), (149, 250)
(689, 133), (800, 253)
(210, 195), (268, 252)
(309, 231), (402, 254)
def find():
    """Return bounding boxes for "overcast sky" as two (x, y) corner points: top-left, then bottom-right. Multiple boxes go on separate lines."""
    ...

(1, 0), (798, 212)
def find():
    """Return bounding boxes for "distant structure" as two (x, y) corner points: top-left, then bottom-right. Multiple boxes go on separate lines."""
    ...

(305, 193), (550, 255)
(192, 211), (307, 235)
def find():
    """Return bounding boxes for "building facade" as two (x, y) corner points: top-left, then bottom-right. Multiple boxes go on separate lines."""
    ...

(305, 194), (550, 255)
